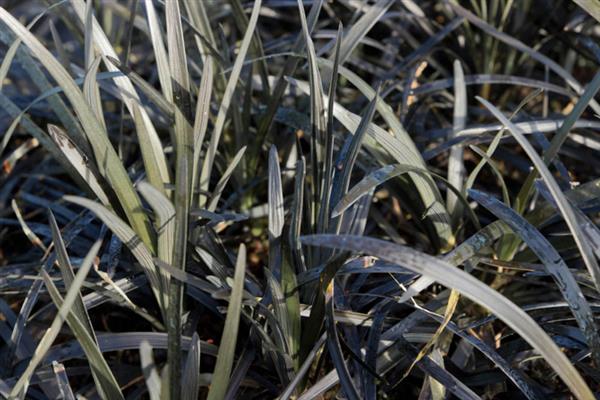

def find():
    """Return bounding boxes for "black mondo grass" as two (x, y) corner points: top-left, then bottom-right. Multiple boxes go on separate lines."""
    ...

(2, 1), (600, 399)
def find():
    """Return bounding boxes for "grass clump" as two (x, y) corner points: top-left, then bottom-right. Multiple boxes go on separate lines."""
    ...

(1, 1), (600, 399)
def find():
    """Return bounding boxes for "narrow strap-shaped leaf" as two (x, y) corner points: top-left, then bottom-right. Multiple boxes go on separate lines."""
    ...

(325, 281), (360, 400)
(9, 242), (119, 400)
(139, 340), (161, 400)
(142, 0), (172, 102)
(183, 0), (220, 67)
(137, 181), (175, 266)
(208, 146), (247, 212)
(253, 0), (323, 164)
(314, 57), (433, 172)
(42, 260), (125, 400)
(301, 234), (594, 400)
(0, 29), (24, 91)
(0, 1), (89, 158)
(514, 71), (600, 213)
(469, 188), (600, 366)
(394, 337), (480, 400)
(4, 211), (95, 365)
(153, 258), (219, 296)
(105, 54), (174, 116)
(223, 346), (255, 400)
(535, 179), (600, 260)
(333, 0), (394, 64)
(0, 6), (155, 250)
(0, 109), (22, 160)
(47, 125), (110, 205)
(298, 254), (346, 364)
(427, 314), (542, 400)
(330, 86), (380, 226)
(464, 88), (543, 209)
(279, 332), (327, 400)
(281, 252), (301, 371)
(64, 195), (168, 316)
(317, 23), (343, 236)
(289, 76), (455, 251)
(412, 74), (572, 98)
(297, 369), (338, 400)
(383, 17), (463, 79)
(526, 177), (600, 229)
(182, 333), (201, 400)
(48, 211), (97, 342)
(267, 146), (285, 281)
(468, 144), (511, 205)
(131, 103), (170, 196)
(83, 0), (93, 69)
(0, 1), (67, 90)
(207, 244), (247, 400)
(52, 362), (75, 400)
(166, 0), (194, 393)
(227, 0), (270, 98)
(447, 60), (466, 219)
(49, 216), (128, 396)
(40, 332), (217, 366)
(200, 0), (262, 204)
(268, 146), (284, 239)
(264, 269), (292, 361)
(449, 2), (600, 114)
(71, 0), (173, 120)
(332, 164), (479, 232)
(478, 96), (600, 295)
(364, 305), (387, 400)
(289, 158), (307, 274)
(70, 0), (172, 205)
(297, 0), (327, 222)
(402, 290), (460, 381)
(300, 279), (541, 400)
(192, 59), (214, 205)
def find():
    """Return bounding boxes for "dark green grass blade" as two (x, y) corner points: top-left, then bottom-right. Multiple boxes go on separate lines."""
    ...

(289, 158), (307, 274)
(207, 244), (247, 400)
(478, 96), (600, 294)
(64, 196), (168, 315)
(513, 71), (600, 213)
(447, 60), (467, 220)
(469, 188), (600, 367)
(332, 164), (479, 231)
(182, 333), (201, 400)
(330, 86), (380, 232)
(166, 0), (194, 394)
(0, 6), (155, 250)
(252, 0), (323, 165)
(8, 241), (102, 399)
(139, 340), (161, 400)
(301, 234), (594, 399)
(48, 211), (96, 341)
(325, 281), (360, 400)
(334, 0), (394, 64)
(317, 22), (343, 236)
(449, 2), (600, 114)
(200, 0), (262, 204)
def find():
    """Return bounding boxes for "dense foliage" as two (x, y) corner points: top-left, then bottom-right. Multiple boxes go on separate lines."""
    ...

(1, 0), (600, 399)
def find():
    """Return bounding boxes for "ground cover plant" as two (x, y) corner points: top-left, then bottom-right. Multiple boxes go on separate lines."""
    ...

(1, 0), (600, 398)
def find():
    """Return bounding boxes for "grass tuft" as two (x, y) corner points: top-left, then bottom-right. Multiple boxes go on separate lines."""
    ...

(1, 1), (600, 399)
